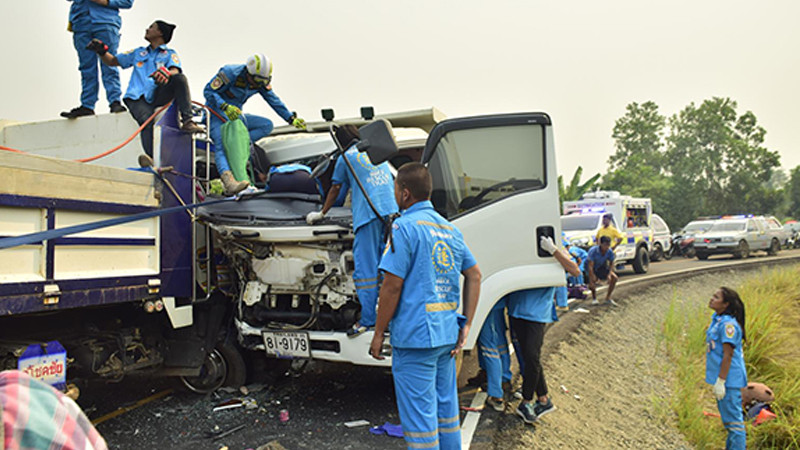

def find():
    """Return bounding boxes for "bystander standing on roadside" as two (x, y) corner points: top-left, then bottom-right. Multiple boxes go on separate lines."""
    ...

(596, 213), (625, 250)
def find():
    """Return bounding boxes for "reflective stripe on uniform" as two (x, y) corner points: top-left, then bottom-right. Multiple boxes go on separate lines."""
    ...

(416, 220), (453, 230)
(407, 440), (439, 449)
(404, 430), (438, 438)
(425, 302), (457, 312)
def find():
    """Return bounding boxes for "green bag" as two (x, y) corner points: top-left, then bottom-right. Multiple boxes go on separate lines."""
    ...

(221, 118), (253, 184)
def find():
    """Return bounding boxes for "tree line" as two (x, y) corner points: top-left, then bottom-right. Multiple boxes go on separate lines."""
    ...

(560, 98), (800, 230)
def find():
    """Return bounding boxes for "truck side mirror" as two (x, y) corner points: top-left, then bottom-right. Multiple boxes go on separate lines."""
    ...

(358, 119), (399, 165)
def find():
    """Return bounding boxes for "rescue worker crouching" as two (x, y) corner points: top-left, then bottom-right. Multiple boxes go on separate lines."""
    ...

(87, 20), (205, 158)
(204, 53), (307, 195)
(370, 162), (481, 450)
(306, 125), (398, 337)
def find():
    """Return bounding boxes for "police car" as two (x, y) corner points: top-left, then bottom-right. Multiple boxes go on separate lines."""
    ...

(693, 215), (783, 260)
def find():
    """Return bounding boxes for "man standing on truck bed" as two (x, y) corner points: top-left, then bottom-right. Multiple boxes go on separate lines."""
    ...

(370, 162), (481, 450)
(86, 20), (205, 157)
(596, 212), (625, 249)
(306, 125), (398, 337)
(204, 53), (307, 195)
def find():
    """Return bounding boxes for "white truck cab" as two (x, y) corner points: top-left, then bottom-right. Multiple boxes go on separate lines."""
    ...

(562, 191), (653, 274)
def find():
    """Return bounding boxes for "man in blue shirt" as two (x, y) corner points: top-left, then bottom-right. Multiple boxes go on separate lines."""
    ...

(586, 236), (618, 305)
(204, 54), (307, 195)
(88, 20), (204, 157)
(370, 163), (481, 450)
(61, 0), (132, 119)
(306, 125), (398, 336)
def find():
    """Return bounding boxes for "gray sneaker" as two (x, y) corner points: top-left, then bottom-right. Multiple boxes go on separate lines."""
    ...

(533, 399), (557, 419)
(486, 396), (504, 412)
(516, 401), (537, 424)
(606, 299), (618, 306)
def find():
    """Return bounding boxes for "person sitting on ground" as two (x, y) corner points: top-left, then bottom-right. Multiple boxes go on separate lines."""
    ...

(596, 213), (625, 250)
(87, 20), (204, 158)
(587, 236), (619, 305)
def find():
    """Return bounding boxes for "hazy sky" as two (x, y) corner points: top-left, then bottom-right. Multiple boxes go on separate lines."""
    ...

(1, 1), (798, 181)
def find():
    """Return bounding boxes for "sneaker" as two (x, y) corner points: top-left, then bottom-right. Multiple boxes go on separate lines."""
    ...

(346, 324), (368, 337)
(60, 106), (94, 119)
(513, 389), (523, 400)
(467, 369), (487, 387)
(516, 401), (537, 424)
(606, 299), (618, 306)
(591, 299), (600, 305)
(109, 101), (127, 113)
(533, 399), (557, 419)
(486, 396), (504, 412)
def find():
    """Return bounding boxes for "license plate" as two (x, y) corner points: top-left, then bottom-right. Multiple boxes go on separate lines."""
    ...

(262, 331), (311, 358)
(708, 244), (717, 249)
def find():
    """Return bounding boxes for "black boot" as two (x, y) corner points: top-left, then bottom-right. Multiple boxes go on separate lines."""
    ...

(110, 101), (127, 113)
(60, 106), (95, 119)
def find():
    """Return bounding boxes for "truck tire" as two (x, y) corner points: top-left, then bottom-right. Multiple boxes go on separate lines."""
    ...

(181, 341), (246, 393)
(632, 245), (649, 274)
(650, 243), (664, 262)
(734, 240), (750, 259)
(767, 238), (780, 256)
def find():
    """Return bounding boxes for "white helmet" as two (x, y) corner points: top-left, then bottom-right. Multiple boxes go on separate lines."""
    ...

(246, 53), (272, 84)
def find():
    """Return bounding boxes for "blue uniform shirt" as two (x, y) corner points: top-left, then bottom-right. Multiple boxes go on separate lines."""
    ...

(116, 45), (182, 103)
(587, 245), (615, 267)
(569, 246), (588, 271)
(506, 287), (557, 324)
(379, 201), (476, 349)
(332, 145), (399, 230)
(705, 312), (747, 388)
(68, 0), (132, 32)
(204, 64), (293, 124)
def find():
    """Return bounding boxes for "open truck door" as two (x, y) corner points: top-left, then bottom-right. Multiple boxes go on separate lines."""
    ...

(419, 113), (564, 351)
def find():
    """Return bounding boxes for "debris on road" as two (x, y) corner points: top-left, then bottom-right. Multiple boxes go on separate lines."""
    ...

(205, 423), (247, 440)
(369, 422), (403, 438)
(344, 419), (370, 428)
(574, 308), (591, 314)
(256, 441), (287, 450)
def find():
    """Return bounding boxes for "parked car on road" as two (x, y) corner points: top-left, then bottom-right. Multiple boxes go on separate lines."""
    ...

(694, 215), (782, 260)
(650, 213), (671, 261)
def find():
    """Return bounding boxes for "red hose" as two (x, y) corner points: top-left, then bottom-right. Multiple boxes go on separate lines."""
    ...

(0, 102), (225, 163)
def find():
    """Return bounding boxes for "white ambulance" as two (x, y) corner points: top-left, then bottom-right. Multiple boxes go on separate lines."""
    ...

(561, 191), (653, 274)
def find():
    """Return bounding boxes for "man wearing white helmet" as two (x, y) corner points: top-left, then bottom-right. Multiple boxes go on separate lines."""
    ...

(204, 54), (307, 195)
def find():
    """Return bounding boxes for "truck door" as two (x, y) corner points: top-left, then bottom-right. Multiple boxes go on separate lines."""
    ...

(421, 113), (563, 348)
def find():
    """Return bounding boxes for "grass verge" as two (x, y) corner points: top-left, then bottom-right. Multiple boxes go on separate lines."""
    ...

(661, 265), (800, 449)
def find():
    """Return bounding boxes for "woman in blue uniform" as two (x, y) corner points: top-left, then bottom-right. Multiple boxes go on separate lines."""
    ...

(706, 287), (747, 449)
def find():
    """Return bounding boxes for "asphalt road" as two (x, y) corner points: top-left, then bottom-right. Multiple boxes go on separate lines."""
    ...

(84, 248), (800, 450)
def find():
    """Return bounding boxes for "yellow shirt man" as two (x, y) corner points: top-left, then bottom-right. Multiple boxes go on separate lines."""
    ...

(596, 214), (625, 249)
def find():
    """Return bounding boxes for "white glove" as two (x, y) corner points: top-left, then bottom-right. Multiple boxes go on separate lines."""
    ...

(306, 211), (325, 225)
(540, 235), (558, 255)
(713, 377), (726, 401)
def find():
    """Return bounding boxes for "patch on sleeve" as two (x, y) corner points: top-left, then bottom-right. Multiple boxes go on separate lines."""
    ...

(725, 323), (736, 339)
(210, 76), (224, 90)
(171, 53), (180, 65)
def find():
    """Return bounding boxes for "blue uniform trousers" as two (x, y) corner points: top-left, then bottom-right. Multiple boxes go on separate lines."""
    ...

(567, 274), (584, 286)
(393, 345), (461, 450)
(555, 286), (568, 308)
(72, 28), (121, 109)
(353, 218), (385, 327)
(718, 388), (746, 449)
(477, 302), (511, 398)
(210, 114), (274, 174)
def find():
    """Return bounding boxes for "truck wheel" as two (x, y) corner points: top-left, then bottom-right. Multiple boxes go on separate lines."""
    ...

(181, 341), (246, 393)
(696, 252), (709, 260)
(650, 243), (664, 262)
(632, 245), (649, 274)
(734, 240), (750, 259)
(767, 238), (780, 256)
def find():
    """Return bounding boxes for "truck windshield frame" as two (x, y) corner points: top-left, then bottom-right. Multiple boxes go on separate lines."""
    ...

(422, 113), (550, 219)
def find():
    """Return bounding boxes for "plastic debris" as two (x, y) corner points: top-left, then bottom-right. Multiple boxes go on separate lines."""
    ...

(573, 394), (581, 400)
(205, 424), (246, 440)
(369, 422), (404, 438)
(560, 385), (569, 393)
(213, 399), (245, 412)
(344, 419), (370, 428)
(279, 409), (289, 423)
(460, 406), (483, 412)
(574, 308), (591, 314)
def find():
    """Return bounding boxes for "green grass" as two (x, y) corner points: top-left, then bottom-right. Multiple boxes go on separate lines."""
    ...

(660, 265), (800, 449)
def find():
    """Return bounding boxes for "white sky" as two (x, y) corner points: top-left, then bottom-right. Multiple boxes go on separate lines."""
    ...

(1, 1), (798, 180)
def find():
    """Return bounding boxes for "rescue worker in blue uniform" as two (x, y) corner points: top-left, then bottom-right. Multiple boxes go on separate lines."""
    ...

(566, 241), (588, 286)
(61, 0), (132, 118)
(204, 54), (307, 195)
(477, 298), (512, 411)
(263, 163), (323, 196)
(508, 236), (580, 425)
(554, 236), (571, 311)
(370, 163), (481, 450)
(88, 20), (204, 158)
(706, 287), (748, 449)
(306, 125), (398, 336)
